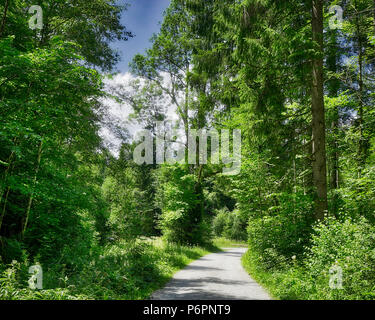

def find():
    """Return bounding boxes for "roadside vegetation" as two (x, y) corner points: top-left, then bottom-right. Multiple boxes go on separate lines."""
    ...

(213, 238), (247, 248)
(1, 238), (218, 300)
(243, 217), (375, 300)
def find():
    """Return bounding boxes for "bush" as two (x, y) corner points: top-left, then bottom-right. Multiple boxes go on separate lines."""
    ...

(75, 239), (213, 299)
(160, 210), (212, 246)
(0, 239), (215, 300)
(242, 216), (375, 300)
(224, 210), (248, 241)
(0, 260), (88, 300)
(212, 209), (228, 237)
(0, 238), (25, 264)
(247, 192), (314, 271)
(212, 208), (248, 241)
(156, 164), (212, 246)
(304, 216), (375, 299)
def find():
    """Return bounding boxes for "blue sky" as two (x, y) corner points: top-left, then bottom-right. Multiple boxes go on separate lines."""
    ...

(112, 0), (171, 73)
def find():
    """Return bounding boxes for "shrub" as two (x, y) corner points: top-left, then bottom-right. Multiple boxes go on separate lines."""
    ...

(223, 210), (248, 241)
(247, 192), (314, 271)
(212, 208), (248, 241)
(212, 208), (229, 237)
(0, 238), (25, 264)
(242, 216), (375, 300)
(156, 164), (212, 246)
(0, 260), (87, 300)
(160, 210), (212, 246)
(304, 216), (375, 299)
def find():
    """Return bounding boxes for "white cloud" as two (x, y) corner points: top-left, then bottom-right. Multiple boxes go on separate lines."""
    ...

(99, 72), (182, 157)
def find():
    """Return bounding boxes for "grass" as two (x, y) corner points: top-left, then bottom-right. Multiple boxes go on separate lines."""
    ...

(241, 249), (281, 300)
(0, 237), (220, 300)
(241, 248), (330, 300)
(213, 237), (248, 248)
(2, 237), (255, 300)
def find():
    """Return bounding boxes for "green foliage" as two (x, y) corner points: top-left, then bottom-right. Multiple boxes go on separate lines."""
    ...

(2, 0), (375, 301)
(305, 217), (375, 299)
(156, 164), (213, 246)
(334, 165), (375, 223)
(0, 0), (132, 70)
(243, 217), (375, 300)
(212, 209), (228, 237)
(0, 239), (216, 300)
(212, 237), (247, 248)
(0, 260), (89, 300)
(101, 174), (140, 241)
(212, 208), (248, 241)
(246, 192), (314, 270)
(0, 36), (106, 263)
(160, 209), (212, 246)
(156, 165), (198, 213)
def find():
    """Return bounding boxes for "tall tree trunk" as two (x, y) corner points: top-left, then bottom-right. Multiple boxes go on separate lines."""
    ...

(327, 30), (340, 190)
(0, 146), (15, 204)
(327, 30), (341, 216)
(358, 45), (364, 174)
(184, 63), (190, 165)
(0, 187), (10, 234)
(330, 115), (339, 190)
(22, 140), (43, 239)
(0, 138), (18, 234)
(311, 0), (328, 221)
(354, 10), (366, 176)
(0, 0), (9, 37)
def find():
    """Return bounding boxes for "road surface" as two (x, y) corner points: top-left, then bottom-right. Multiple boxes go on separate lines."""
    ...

(151, 248), (271, 300)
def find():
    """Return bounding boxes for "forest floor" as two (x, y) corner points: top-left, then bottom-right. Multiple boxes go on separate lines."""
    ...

(151, 247), (271, 300)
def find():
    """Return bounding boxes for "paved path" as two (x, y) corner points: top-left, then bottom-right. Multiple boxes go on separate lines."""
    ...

(151, 248), (271, 300)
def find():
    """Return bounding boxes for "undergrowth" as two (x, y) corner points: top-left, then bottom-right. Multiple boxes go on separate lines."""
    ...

(0, 238), (218, 300)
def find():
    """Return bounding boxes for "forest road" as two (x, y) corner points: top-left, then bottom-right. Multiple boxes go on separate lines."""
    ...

(151, 247), (271, 300)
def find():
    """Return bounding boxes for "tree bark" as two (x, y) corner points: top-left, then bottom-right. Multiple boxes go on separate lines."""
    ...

(311, 0), (328, 221)
(0, 138), (17, 234)
(326, 29), (341, 218)
(22, 140), (43, 239)
(0, 0), (9, 37)
(184, 63), (190, 165)
(330, 118), (339, 189)
(358, 44), (364, 174)
(353, 7), (367, 175)
(0, 187), (10, 234)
